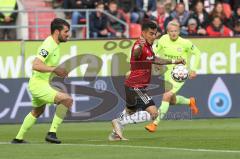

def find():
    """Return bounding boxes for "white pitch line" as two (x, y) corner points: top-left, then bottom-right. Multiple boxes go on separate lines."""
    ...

(0, 142), (10, 144)
(1, 142), (240, 154)
(61, 144), (240, 154)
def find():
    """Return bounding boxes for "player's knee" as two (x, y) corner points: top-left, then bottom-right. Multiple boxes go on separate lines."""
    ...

(163, 92), (174, 101)
(64, 97), (73, 108)
(170, 99), (176, 105)
(170, 95), (176, 105)
(68, 97), (73, 107)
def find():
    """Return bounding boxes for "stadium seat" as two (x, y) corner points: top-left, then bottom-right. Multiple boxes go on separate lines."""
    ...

(79, 18), (87, 24)
(223, 3), (232, 19)
(21, 0), (56, 40)
(129, 23), (142, 38)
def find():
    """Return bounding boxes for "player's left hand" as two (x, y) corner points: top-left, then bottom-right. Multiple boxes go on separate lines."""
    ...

(189, 71), (197, 80)
(175, 58), (186, 65)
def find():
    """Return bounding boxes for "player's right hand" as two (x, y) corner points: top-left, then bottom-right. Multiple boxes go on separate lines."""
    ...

(175, 58), (186, 65)
(53, 67), (68, 78)
(139, 36), (146, 47)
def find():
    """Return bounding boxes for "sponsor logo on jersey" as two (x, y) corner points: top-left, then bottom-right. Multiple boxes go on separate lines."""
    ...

(177, 48), (182, 52)
(146, 56), (154, 60)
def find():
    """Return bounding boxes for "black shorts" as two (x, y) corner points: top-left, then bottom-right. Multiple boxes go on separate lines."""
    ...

(125, 85), (155, 111)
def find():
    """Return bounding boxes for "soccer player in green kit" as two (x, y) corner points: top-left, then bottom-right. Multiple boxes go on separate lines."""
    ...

(145, 21), (201, 132)
(11, 18), (72, 144)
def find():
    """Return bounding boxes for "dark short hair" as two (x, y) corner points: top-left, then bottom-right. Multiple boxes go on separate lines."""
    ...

(51, 18), (70, 34)
(177, 2), (185, 7)
(212, 16), (221, 21)
(157, 26), (162, 34)
(142, 20), (157, 31)
(95, 1), (104, 8)
(109, 0), (117, 5)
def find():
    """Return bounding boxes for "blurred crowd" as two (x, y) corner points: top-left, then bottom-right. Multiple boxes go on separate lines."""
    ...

(1, 0), (240, 40)
(60, 0), (240, 38)
(0, 0), (18, 40)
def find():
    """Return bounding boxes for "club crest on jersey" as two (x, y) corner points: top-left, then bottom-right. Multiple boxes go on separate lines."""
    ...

(39, 49), (49, 58)
(177, 48), (182, 52)
(146, 56), (154, 60)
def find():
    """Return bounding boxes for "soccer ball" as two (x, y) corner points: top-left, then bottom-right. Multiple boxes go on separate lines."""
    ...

(171, 64), (189, 82)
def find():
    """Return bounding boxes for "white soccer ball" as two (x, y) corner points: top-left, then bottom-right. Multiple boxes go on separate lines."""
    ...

(171, 64), (189, 82)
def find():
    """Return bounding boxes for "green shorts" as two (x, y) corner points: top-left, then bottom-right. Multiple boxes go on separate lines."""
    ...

(28, 78), (58, 107)
(164, 69), (185, 94)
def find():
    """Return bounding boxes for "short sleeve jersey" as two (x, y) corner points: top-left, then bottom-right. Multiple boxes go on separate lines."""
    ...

(125, 39), (155, 88)
(154, 34), (201, 71)
(31, 36), (60, 81)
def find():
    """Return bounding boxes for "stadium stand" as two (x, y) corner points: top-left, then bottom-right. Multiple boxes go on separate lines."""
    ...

(129, 23), (141, 38)
(1, 0), (240, 40)
(21, 0), (56, 39)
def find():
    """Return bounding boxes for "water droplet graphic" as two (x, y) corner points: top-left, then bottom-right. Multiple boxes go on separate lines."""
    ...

(208, 77), (232, 116)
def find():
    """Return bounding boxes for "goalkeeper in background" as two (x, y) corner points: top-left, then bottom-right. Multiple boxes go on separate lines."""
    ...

(145, 20), (201, 132)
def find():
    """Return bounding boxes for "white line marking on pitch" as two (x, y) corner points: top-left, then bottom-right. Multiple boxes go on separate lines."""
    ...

(1, 142), (240, 154)
(62, 144), (240, 153)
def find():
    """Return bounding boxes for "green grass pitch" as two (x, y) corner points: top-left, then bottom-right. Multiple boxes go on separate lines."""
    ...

(0, 119), (240, 159)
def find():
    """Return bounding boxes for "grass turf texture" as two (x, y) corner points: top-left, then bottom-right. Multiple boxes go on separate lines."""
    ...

(0, 118), (240, 159)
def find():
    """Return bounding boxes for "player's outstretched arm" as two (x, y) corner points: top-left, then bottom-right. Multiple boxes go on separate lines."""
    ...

(153, 56), (185, 65)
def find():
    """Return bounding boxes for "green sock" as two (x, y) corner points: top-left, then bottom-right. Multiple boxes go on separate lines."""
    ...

(49, 104), (68, 133)
(153, 101), (170, 125)
(176, 95), (190, 105)
(16, 112), (37, 140)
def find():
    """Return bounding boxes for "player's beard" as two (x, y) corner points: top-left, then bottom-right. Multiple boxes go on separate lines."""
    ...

(58, 34), (67, 42)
